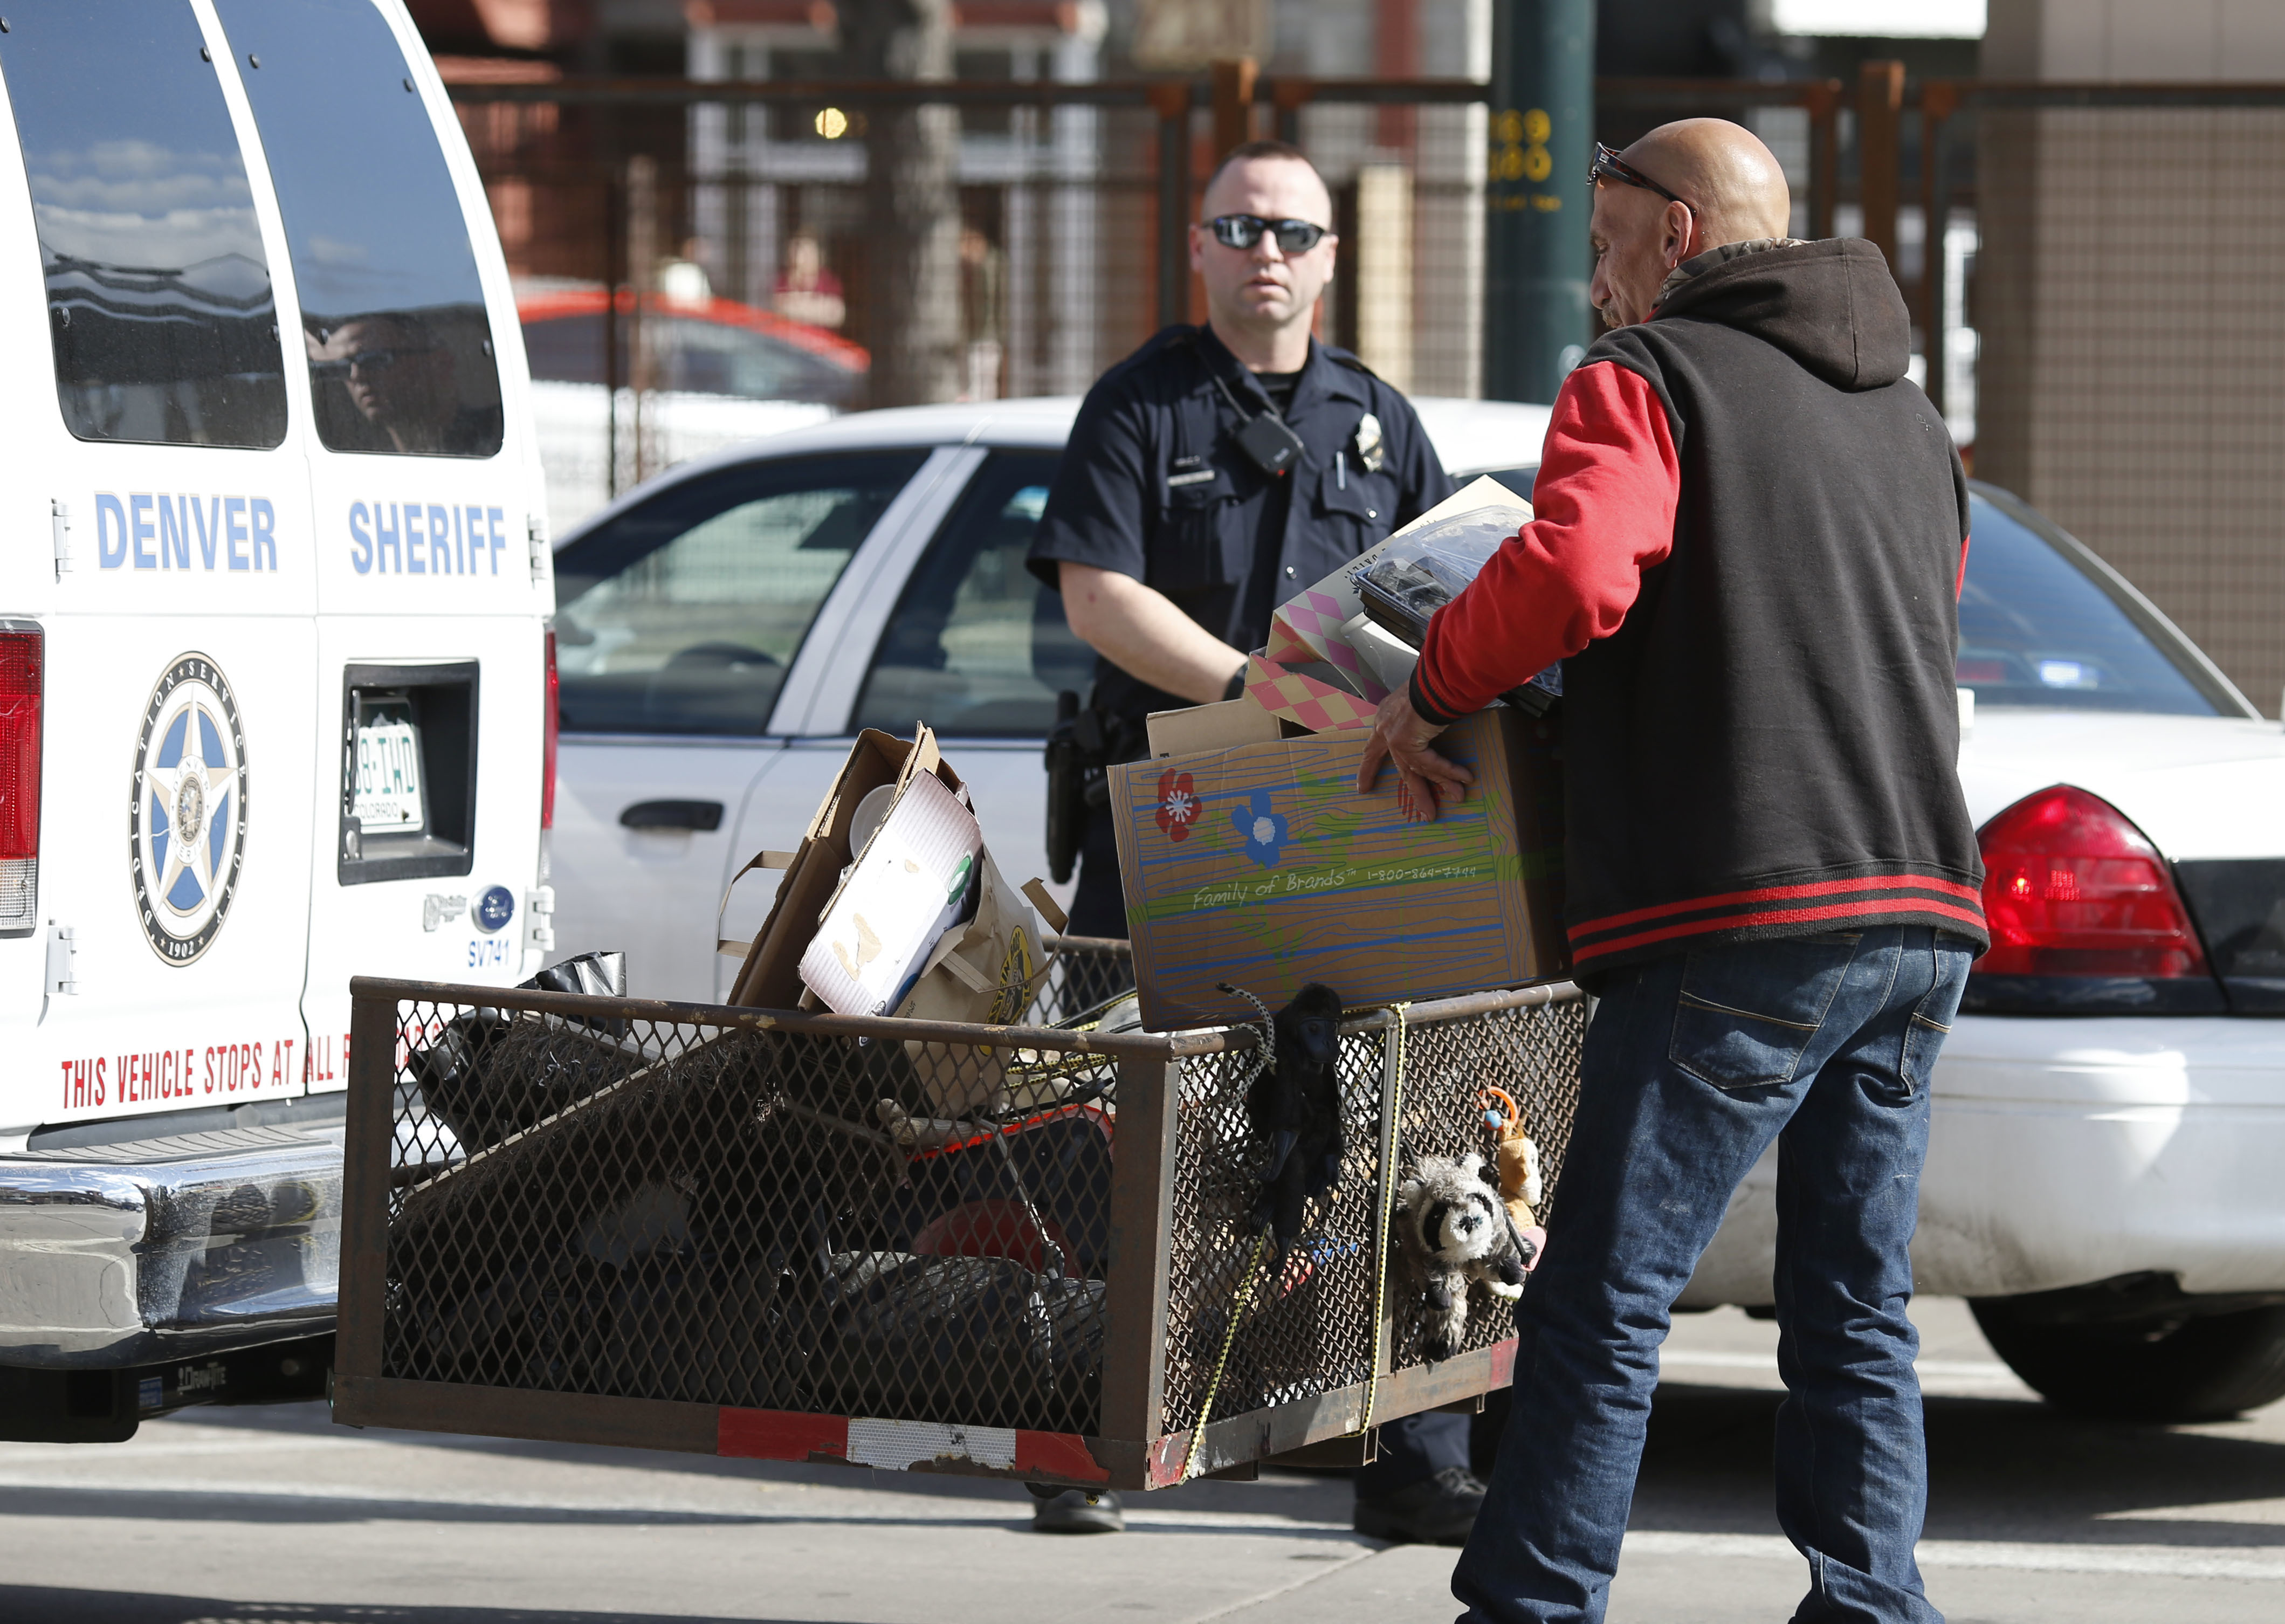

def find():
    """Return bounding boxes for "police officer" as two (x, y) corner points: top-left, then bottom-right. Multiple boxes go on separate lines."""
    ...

(1023, 140), (1485, 1545)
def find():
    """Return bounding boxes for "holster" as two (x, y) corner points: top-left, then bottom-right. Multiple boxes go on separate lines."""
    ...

(1043, 691), (1141, 885)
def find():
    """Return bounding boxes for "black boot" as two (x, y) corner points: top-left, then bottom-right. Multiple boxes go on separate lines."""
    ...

(1026, 1481), (1125, 1533)
(1352, 1465), (1486, 1545)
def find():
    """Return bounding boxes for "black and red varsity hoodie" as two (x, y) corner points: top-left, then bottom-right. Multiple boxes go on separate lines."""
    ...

(1412, 237), (1988, 978)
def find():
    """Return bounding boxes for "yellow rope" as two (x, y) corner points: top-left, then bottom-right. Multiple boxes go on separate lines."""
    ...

(1357, 1001), (1409, 1437)
(1181, 1221), (1271, 1483)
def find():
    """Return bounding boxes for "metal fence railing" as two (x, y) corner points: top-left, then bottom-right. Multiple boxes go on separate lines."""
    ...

(450, 63), (2285, 717)
(334, 952), (1586, 1488)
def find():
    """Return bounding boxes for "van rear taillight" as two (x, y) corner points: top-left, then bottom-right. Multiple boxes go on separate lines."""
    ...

(541, 629), (558, 831)
(0, 628), (42, 928)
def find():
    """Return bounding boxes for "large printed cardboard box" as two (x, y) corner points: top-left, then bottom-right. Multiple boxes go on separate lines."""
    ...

(1107, 707), (1567, 1029)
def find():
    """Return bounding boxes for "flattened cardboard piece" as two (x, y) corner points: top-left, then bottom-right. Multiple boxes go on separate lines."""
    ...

(1108, 707), (1568, 1030)
(1242, 652), (1378, 734)
(800, 769), (985, 1017)
(729, 727), (962, 1010)
(1269, 474), (1531, 668)
(1147, 696), (1282, 758)
(895, 850), (1051, 1117)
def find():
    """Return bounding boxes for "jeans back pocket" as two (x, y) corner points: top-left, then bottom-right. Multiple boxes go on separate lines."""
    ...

(1668, 933), (1861, 1090)
(1898, 934), (1976, 1096)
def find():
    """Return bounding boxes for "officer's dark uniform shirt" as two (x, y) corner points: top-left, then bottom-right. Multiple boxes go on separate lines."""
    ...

(1028, 324), (1452, 728)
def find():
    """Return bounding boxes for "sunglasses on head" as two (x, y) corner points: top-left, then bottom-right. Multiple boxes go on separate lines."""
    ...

(1208, 214), (1330, 254)
(1588, 141), (1692, 212)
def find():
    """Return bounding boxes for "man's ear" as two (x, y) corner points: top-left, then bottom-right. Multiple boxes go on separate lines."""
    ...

(1662, 201), (1695, 270)
(1188, 221), (1207, 275)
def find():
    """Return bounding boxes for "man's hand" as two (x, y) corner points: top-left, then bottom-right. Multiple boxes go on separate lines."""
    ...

(1355, 687), (1473, 822)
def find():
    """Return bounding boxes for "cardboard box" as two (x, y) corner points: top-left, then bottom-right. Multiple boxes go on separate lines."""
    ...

(728, 726), (1057, 1113)
(729, 728), (956, 1011)
(1107, 707), (1567, 1029)
(1145, 696), (1281, 757)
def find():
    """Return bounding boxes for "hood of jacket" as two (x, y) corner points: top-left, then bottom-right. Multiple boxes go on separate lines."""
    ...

(1653, 237), (1910, 392)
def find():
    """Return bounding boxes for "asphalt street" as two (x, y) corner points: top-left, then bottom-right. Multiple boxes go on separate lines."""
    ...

(3, 1299), (2281, 1624)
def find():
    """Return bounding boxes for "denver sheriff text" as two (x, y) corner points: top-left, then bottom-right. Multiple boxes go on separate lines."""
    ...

(349, 501), (510, 574)
(94, 494), (282, 570)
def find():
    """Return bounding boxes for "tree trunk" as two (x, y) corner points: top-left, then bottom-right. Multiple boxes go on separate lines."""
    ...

(838, 0), (962, 407)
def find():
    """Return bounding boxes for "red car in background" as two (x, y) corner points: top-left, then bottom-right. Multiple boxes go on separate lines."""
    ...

(519, 286), (870, 532)
(518, 286), (868, 405)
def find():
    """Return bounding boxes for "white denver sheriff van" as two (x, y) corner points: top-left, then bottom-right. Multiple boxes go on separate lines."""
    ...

(0, 0), (553, 1440)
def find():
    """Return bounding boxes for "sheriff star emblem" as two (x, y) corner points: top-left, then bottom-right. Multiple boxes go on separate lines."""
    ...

(128, 653), (249, 965)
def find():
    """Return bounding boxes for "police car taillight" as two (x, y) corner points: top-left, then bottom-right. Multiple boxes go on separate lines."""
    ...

(541, 629), (559, 831)
(1978, 785), (2207, 978)
(0, 628), (41, 929)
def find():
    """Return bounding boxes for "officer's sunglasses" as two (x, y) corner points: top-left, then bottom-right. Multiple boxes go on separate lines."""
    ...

(1588, 141), (1692, 213)
(1208, 214), (1330, 254)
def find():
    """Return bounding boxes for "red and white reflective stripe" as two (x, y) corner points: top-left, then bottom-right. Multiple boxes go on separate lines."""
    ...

(716, 1408), (1109, 1483)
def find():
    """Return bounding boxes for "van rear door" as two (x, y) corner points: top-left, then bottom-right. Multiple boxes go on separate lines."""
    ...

(0, 2), (322, 1135)
(207, 0), (554, 1091)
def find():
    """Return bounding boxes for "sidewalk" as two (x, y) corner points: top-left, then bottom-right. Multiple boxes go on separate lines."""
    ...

(1, 1300), (2280, 1623)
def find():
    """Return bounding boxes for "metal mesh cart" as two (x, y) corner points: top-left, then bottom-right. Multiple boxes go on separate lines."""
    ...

(335, 944), (1585, 1490)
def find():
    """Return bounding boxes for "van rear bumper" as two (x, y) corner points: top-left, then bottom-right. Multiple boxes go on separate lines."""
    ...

(0, 1125), (341, 1369)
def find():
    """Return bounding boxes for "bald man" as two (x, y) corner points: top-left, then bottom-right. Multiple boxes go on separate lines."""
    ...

(1359, 121), (1985, 1622)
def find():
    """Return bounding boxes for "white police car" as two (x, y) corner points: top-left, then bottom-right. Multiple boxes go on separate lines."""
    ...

(0, 1), (554, 1439)
(552, 403), (2285, 1422)
(541, 394), (1548, 1001)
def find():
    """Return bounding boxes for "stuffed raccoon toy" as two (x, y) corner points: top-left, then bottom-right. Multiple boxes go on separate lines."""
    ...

(1393, 1152), (1533, 1362)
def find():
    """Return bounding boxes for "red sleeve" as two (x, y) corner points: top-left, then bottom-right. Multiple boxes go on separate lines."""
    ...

(1409, 361), (1681, 724)
(1957, 533), (1971, 600)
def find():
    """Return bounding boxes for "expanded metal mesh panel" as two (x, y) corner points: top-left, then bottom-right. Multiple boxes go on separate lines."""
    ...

(368, 954), (1585, 1457)
(1158, 996), (1587, 1437)
(383, 1001), (1120, 1433)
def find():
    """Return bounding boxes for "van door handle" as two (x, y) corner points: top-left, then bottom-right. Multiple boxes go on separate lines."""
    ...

(620, 799), (725, 832)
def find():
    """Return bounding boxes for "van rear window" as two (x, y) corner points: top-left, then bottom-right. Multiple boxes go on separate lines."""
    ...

(0, 1), (289, 448)
(214, 0), (503, 458)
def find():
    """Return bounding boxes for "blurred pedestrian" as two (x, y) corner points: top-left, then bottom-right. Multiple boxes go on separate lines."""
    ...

(774, 230), (846, 329)
(1358, 119), (1988, 1622)
(958, 224), (1003, 401)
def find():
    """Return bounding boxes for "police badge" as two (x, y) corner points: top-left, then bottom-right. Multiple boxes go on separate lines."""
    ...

(1354, 411), (1386, 473)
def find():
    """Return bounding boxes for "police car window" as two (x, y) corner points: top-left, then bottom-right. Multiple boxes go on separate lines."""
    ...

(212, 0), (501, 457)
(554, 452), (926, 735)
(855, 453), (1086, 738)
(0, 1), (288, 447)
(1959, 493), (2224, 715)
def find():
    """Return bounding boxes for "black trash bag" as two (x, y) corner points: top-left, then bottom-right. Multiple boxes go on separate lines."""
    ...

(523, 950), (627, 999)
(408, 1012), (632, 1154)
(409, 960), (638, 1154)
(813, 1250), (1105, 1433)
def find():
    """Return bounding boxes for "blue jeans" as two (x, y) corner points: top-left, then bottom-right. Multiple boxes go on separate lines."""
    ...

(1452, 925), (1974, 1624)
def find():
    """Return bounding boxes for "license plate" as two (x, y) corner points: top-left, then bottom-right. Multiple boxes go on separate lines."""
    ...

(353, 699), (426, 836)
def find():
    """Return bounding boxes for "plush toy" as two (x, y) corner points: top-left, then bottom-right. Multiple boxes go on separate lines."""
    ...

(1243, 981), (1346, 1248)
(1486, 1090), (1544, 1231)
(1393, 1151), (1531, 1362)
